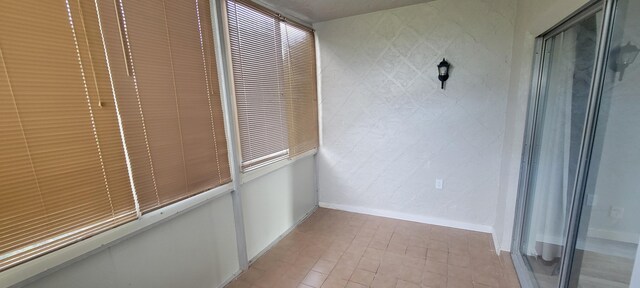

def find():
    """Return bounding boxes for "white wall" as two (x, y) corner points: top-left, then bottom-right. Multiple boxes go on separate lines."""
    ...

(22, 193), (240, 288)
(315, 0), (515, 234)
(241, 156), (318, 260)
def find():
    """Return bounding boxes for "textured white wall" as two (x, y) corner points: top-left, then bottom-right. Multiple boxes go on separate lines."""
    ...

(241, 156), (318, 260)
(22, 194), (240, 288)
(315, 0), (516, 231)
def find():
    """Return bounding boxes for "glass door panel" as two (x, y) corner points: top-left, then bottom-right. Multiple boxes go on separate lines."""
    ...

(568, 0), (640, 287)
(519, 9), (602, 288)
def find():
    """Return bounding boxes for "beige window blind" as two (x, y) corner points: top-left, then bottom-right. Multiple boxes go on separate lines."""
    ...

(226, 0), (289, 169)
(282, 23), (319, 157)
(0, 0), (137, 270)
(115, 0), (232, 212)
(226, 0), (318, 170)
(0, 0), (231, 269)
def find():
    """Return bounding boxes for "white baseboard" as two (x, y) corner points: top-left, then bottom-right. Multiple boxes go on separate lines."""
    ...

(588, 228), (640, 244)
(318, 202), (500, 254)
(217, 270), (242, 288)
(492, 230), (501, 254)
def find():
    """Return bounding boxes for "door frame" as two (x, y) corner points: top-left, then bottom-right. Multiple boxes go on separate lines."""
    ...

(510, 0), (615, 287)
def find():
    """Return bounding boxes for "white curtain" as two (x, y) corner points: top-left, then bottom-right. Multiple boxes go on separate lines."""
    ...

(526, 30), (577, 261)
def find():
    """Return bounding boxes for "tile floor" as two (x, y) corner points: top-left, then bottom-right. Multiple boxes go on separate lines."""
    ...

(226, 208), (520, 288)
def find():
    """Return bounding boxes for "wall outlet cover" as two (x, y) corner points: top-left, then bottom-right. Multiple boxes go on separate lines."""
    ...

(610, 206), (624, 219)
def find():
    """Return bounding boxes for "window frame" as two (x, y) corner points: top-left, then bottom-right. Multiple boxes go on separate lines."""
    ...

(0, 0), (319, 285)
(221, 0), (318, 176)
(0, 0), (236, 283)
(0, 183), (233, 287)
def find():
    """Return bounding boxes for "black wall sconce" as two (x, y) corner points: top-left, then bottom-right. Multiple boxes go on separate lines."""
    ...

(610, 41), (639, 81)
(437, 58), (450, 89)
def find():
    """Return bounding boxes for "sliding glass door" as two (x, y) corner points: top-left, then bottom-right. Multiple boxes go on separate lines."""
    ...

(516, 5), (603, 288)
(513, 0), (640, 287)
(567, 0), (640, 286)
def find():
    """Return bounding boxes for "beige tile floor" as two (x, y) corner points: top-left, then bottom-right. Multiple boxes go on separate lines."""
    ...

(226, 208), (520, 288)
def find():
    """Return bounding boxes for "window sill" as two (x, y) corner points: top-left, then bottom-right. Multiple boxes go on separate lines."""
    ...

(240, 149), (317, 184)
(0, 183), (234, 288)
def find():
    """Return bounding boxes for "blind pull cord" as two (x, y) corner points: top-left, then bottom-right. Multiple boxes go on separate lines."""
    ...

(0, 46), (48, 214)
(114, 0), (132, 77)
(76, 0), (103, 108)
(283, 24), (296, 156)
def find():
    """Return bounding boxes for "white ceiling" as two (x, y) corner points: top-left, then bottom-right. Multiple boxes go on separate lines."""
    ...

(254, 0), (433, 24)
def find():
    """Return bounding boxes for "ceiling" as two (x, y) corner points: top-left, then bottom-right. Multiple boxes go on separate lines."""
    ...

(254, 0), (432, 24)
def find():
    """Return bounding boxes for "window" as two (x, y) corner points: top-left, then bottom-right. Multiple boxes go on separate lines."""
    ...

(225, 0), (319, 171)
(0, 0), (137, 270)
(0, 0), (230, 270)
(281, 23), (319, 158)
(114, 0), (232, 212)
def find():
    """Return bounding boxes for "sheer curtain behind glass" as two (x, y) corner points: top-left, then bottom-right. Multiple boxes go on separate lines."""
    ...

(526, 31), (577, 262)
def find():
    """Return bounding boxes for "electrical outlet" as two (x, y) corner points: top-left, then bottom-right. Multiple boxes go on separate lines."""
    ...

(435, 178), (443, 190)
(610, 206), (624, 219)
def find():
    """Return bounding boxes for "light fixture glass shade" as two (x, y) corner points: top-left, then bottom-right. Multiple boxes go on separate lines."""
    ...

(611, 41), (639, 81)
(619, 42), (639, 65)
(438, 66), (447, 76)
(437, 58), (450, 89)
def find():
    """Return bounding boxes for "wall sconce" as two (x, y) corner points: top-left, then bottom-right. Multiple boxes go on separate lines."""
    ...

(610, 41), (639, 81)
(437, 58), (450, 89)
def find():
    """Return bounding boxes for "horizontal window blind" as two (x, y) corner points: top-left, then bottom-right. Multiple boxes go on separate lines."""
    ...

(226, 0), (318, 170)
(282, 23), (319, 157)
(226, 0), (289, 170)
(0, 0), (137, 270)
(115, 0), (232, 212)
(0, 0), (231, 269)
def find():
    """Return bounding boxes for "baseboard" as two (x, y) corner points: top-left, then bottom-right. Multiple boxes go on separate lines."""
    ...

(319, 202), (500, 254)
(217, 270), (243, 288)
(491, 229), (501, 254)
(588, 228), (640, 244)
